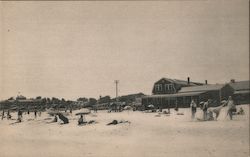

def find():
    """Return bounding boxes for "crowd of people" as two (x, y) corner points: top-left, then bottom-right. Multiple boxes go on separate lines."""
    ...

(189, 96), (241, 121)
(1, 109), (42, 122)
(0, 95), (245, 125)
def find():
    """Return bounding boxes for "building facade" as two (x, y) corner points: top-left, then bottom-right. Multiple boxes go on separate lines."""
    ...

(142, 78), (236, 108)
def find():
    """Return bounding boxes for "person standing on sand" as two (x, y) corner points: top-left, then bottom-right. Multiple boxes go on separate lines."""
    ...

(2, 110), (4, 120)
(227, 96), (235, 120)
(174, 100), (178, 112)
(17, 110), (22, 122)
(190, 99), (197, 120)
(203, 100), (209, 120)
(7, 110), (11, 120)
(34, 109), (37, 118)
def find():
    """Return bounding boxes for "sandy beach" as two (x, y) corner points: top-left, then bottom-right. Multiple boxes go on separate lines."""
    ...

(0, 105), (249, 157)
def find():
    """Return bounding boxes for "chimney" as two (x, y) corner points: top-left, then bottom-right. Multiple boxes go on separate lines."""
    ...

(187, 77), (190, 84)
(205, 80), (208, 84)
(230, 79), (235, 83)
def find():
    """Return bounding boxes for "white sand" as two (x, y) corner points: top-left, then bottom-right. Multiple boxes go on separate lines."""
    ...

(0, 105), (249, 157)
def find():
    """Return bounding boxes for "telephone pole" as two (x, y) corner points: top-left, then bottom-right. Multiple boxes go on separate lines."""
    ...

(114, 80), (119, 101)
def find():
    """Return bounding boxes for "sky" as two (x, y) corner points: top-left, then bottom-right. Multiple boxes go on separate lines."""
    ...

(0, 0), (249, 100)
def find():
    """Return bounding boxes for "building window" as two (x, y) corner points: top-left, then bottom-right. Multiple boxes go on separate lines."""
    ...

(169, 85), (173, 91)
(159, 84), (162, 91)
(155, 84), (163, 92)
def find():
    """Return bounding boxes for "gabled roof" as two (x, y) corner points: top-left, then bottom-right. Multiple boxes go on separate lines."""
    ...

(155, 78), (203, 86)
(179, 84), (225, 93)
(229, 80), (250, 91)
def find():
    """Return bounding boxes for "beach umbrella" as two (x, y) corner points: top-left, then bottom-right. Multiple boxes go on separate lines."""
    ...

(148, 104), (154, 108)
(75, 108), (91, 116)
(123, 106), (133, 110)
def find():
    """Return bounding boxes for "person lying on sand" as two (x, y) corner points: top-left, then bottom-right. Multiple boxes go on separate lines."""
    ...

(107, 120), (130, 125)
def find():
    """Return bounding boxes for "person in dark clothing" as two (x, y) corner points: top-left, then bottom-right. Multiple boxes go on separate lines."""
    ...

(78, 115), (86, 125)
(53, 115), (58, 122)
(34, 110), (37, 118)
(107, 120), (118, 125)
(17, 110), (22, 122)
(58, 113), (69, 124)
(2, 110), (4, 120)
(7, 110), (11, 120)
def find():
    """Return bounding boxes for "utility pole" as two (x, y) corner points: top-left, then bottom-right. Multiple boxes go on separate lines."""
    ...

(114, 80), (119, 101)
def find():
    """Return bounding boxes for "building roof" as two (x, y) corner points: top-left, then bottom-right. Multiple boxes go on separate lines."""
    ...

(178, 84), (225, 93)
(234, 90), (250, 95)
(143, 91), (206, 99)
(229, 80), (250, 91)
(155, 78), (204, 86)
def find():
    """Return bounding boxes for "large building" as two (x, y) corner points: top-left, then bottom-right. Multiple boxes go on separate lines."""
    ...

(142, 78), (248, 108)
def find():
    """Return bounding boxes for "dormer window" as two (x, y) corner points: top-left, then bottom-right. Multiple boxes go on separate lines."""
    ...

(159, 84), (162, 91)
(155, 84), (163, 92)
(164, 84), (174, 92)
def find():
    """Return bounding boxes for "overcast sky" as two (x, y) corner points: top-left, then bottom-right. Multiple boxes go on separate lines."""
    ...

(0, 0), (249, 100)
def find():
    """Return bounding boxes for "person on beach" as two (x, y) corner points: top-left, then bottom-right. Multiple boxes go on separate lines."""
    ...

(78, 115), (86, 125)
(17, 110), (22, 122)
(2, 110), (4, 120)
(34, 109), (37, 118)
(38, 111), (41, 117)
(53, 115), (58, 122)
(203, 100), (209, 120)
(190, 99), (197, 120)
(174, 100), (178, 112)
(227, 96), (235, 120)
(7, 110), (11, 120)
(237, 107), (244, 115)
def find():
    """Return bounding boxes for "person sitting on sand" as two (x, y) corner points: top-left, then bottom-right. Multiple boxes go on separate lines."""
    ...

(237, 107), (244, 115)
(206, 110), (214, 121)
(78, 115), (86, 125)
(53, 115), (58, 122)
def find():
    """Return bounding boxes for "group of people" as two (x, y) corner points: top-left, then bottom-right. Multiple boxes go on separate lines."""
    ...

(1, 109), (42, 122)
(1, 110), (12, 120)
(190, 96), (237, 121)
